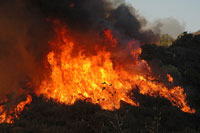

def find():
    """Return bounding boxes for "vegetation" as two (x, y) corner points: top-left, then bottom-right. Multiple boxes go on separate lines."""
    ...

(0, 94), (199, 133)
(157, 34), (174, 47)
(141, 32), (200, 112)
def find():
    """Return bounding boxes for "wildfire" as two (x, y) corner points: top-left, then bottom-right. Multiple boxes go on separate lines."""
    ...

(0, 95), (32, 124)
(0, 23), (195, 124)
(36, 24), (195, 113)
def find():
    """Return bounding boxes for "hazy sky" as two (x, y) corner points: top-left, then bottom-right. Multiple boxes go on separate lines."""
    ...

(126, 0), (200, 32)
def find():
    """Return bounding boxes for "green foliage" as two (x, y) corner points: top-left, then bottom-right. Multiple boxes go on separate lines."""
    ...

(157, 34), (174, 47)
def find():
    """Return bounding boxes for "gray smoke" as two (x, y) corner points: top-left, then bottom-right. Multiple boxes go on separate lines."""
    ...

(151, 17), (186, 38)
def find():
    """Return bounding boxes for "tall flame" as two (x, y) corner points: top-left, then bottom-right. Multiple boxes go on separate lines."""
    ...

(36, 25), (195, 113)
(0, 23), (195, 124)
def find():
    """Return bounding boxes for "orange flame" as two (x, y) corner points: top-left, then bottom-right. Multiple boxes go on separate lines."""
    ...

(35, 25), (195, 113)
(0, 95), (32, 124)
(167, 74), (174, 83)
(0, 22), (195, 125)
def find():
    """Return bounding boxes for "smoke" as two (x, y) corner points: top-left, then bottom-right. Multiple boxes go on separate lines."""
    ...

(25, 0), (159, 42)
(150, 17), (186, 38)
(0, 0), (52, 99)
(0, 0), (159, 99)
(25, 0), (159, 66)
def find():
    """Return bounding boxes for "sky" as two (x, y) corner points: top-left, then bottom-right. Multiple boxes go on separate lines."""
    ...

(126, 0), (200, 32)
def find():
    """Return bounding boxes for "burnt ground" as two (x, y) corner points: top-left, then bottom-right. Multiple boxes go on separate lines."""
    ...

(0, 92), (200, 133)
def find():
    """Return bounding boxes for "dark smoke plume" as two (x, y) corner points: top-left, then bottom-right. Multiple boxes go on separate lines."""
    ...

(26, 0), (159, 42)
(0, 0), (159, 99)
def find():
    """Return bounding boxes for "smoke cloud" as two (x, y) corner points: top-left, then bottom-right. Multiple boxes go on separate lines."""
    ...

(150, 17), (186, 38)
(0, 0), (52, 99)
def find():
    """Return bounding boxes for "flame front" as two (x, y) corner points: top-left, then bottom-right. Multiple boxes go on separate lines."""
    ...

(0, 95), (32, 124)
(36, 25), (195, 113)
(0, 24), (195, 124)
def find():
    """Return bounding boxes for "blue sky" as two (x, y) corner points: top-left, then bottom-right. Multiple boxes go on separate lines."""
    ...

(126, 0), (200, 32)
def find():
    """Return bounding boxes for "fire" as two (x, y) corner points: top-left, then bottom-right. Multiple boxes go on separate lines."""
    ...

(36, 24), (195, 113)
(0, 23), (195, 124)
(0, 95), (32, 124)
(167, 74), (174, 83)
(104, 29), (117, 47)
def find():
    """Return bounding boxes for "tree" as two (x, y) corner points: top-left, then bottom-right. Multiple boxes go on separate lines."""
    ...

(157, 34), (174, 47)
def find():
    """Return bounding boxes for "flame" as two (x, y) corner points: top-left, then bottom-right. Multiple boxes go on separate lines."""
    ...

(104, 29), (117, 47)
(0, 95), (32, 124)
(167, 74), (174, 83)
(36, 25), (195, 113)
(0, 21), (195, 125)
